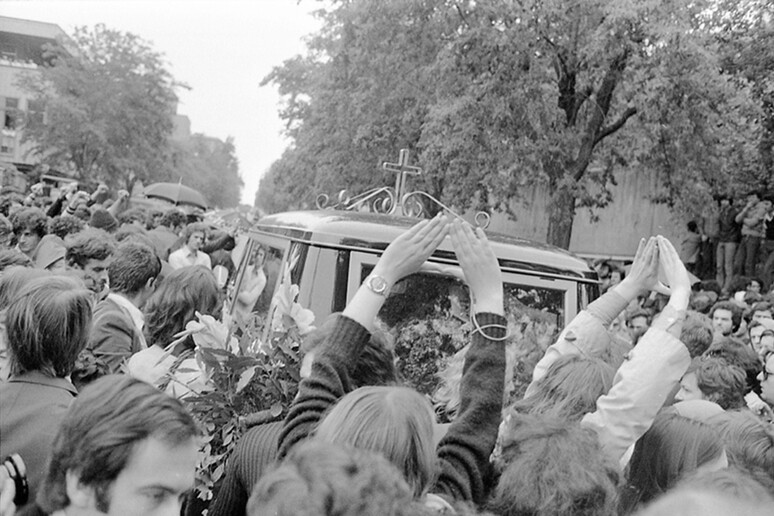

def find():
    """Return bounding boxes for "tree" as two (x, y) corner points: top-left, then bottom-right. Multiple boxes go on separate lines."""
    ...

(263, 0), (765, 248)
(168, 134), (243, 208)
(19, 24), (178, 190)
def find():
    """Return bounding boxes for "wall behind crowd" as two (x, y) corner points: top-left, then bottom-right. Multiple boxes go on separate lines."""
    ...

(486, 169), (682, 259)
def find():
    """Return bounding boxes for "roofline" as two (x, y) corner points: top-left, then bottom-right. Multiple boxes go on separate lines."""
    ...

(251, 211), (599, 283)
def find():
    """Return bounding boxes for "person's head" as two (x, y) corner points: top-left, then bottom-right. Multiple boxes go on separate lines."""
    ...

(681, 466), (774, 502)
(117, 207), (148, 229)
(0, 266), (50, 309)
(705, 337), (762, 394)
(300, 315), (399, 387)
(489, 413), (619, 516)
(747, 320), (774, 358)
(181, 222), (208, 252)
(159, 209), (187, 233)
(687, 220), (699, 233)
(65, 229), (116, 296)
(314, 386), (436, 498)
(707, 410), (774, 486)
(38, 375), (199, 516)
(48, 214), (86, 240)
(0, 249), (32, 273)
(758, 352), (774, 406)
(147, 209), (164, 230)
(627, 309), (651, 343)
(10, 207), (47, 256)
(108, 242), (161, 305)
(511, 354), (615, 421)
(6, 275), (92, 378)
(635, 489), (772, 516)
(760, 330), (774, 359)
(749, 302), (773, 324)
(710, 301), (742, 336)
(144, 265), (220, 348)
(596, 261), (611, 279)
(676, 357), (746, 410)
(609, 268), (623, 286)
(747, 278), (763, 295)
(716, 194), (731, 208)
(88, 208), (119, 233)
(680, 311), (715, 357)
(626, 412), (727, 508)
(247, 441), (417, 516)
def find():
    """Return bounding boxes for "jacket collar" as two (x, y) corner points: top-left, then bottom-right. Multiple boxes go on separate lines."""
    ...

(8, 370), (78, 395)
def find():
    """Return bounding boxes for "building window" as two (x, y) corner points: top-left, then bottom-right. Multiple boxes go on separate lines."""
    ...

(0, 134), (14, 155)
(27, 99), (45, 126)
(2, 98), (19, 130)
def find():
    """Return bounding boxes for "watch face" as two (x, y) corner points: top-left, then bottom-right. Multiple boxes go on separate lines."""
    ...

(369, 275), (388, 293)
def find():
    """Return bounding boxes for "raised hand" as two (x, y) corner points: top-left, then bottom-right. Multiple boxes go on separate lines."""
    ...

(622, 237), (659, 291)
(371, 213), (449, 286)
(656, 235), (691, 308)
(449, 219), (503, 315)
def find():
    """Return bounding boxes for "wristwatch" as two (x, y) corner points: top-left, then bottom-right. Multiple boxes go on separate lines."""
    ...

(365, 274), (390, 296)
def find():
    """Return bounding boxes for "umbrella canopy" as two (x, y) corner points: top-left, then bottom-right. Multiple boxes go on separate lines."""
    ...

(143, 182), (208, 209)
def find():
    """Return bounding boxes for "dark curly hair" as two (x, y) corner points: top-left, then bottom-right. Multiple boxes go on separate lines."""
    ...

(10, 207), (48, 238)
(48, 214), (85, 240)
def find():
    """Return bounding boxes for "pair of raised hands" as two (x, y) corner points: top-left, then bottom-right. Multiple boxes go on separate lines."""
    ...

(621, 235), (691, 305)
(371, 213), (504, 315)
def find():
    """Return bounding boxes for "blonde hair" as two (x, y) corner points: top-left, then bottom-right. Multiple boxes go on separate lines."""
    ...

(314, 386), (437, 497)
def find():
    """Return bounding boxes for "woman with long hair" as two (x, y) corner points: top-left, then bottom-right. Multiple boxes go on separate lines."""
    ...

(277, 215), (507, 508)
(126, 265), (221, 396)
(143, 265), (221, 351)
(511, 354), (615, 421)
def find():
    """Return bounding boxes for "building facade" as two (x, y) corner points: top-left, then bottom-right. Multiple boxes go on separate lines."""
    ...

(0, 16), (68, 175)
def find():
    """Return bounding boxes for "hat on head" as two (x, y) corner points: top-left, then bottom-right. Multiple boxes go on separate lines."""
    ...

(89, 208), (118, 233)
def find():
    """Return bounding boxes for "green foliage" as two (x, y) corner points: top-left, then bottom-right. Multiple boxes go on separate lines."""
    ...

(167, 134), (244, 208)
(261, 0), (768, 248)
(159, 310), (302, 503)
(18, 24), (178, 189)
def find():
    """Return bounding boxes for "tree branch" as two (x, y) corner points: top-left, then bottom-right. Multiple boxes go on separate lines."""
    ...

(454, 2), (470, 29)
(594, 107), (638, 145)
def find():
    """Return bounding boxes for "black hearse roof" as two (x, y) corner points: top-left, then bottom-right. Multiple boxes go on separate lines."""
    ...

(251, 210), (597, 282)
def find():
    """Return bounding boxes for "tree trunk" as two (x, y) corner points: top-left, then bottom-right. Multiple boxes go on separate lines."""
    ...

(546, 187), (575, 249)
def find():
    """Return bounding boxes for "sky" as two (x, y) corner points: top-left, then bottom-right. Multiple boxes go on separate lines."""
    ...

(2, 0), (322, 204)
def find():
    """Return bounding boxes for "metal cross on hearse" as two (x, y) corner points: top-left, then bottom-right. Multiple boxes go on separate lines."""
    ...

(315, 148), (490, 228)
(382, 148), (422, 214)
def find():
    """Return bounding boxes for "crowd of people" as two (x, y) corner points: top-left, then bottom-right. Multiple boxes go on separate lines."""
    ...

(0, 181), (773, 516)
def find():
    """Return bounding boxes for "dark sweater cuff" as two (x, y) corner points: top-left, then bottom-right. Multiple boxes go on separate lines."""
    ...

(473, 312), (507, 341)
(319, 314), (372, 360)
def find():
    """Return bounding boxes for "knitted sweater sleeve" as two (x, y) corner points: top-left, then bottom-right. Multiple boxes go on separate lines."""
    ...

(432, 312), (507, 505)
(276, 314), (370, 460)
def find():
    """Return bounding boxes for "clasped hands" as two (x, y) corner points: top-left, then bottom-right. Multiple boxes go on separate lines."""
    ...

(616, 236), (691, 309)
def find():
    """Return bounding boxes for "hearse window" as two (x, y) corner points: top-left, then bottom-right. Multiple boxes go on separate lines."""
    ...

(359, 266), (564, 398)
(230, 238), (288, 326)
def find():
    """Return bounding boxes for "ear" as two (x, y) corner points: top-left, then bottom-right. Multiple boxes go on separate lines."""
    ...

(145, 276), (156, 291)
(65, 470), (97, 510)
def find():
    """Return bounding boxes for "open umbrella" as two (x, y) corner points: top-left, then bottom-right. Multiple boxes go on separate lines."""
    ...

(143, 182), (208, 209)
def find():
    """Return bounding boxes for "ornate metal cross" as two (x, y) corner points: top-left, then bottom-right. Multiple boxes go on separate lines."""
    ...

(382, 149), (422, 214)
